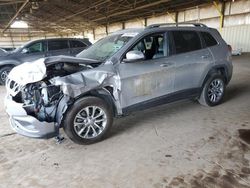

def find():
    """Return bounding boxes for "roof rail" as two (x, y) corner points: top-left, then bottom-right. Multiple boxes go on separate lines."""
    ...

(146, 22), (208, 29)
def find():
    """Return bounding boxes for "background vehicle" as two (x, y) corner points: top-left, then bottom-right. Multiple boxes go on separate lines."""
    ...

(0, 38), (91, 85)
(0, 48), (8, 56)
(1, 47), (16, 52)
(5, 23), (233, 144)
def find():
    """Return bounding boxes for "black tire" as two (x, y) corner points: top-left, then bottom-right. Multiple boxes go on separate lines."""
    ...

(63, 96), (113, 144)
(0, 66), (12, 85)
(198, 74), (226, 107)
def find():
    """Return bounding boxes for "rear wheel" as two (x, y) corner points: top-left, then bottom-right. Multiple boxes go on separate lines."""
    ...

(198, 74), (225, 106)
(63, 96), (113, 144)
(0, 66), (12, 85)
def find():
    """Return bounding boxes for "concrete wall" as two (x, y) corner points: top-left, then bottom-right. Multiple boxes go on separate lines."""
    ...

(1, 0), (250, 51)
(221, 24), (250, 52)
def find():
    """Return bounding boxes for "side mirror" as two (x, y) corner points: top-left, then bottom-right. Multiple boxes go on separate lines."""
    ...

(124, 50), (145, 62)
(21, 48), (28, 54)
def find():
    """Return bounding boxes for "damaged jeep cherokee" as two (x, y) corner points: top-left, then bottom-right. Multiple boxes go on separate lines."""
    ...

(5, 23), (233, 144)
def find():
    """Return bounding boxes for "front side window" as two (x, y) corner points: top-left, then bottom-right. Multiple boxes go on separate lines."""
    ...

(201, 32), (218, 47)
(48, 40), (69, 51)
(172, 31), (201, 54)
(27, 42), (44, 53)
(77, 34), (134, 61)
(131, 33), (165, 60)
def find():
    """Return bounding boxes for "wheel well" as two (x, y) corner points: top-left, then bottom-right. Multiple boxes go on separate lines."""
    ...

(202, 66), (228, 88)
(0, 64), (14, 70)
(216, 67), (228, 84)
(74, 88), (117, 117)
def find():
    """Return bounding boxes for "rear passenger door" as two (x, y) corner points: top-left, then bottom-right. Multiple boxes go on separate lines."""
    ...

(47, 39), (70, 56)
(69, 40), (88, 56)
(169, 30), (213, 92)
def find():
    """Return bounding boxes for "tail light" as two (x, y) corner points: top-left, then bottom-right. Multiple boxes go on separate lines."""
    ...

(228, 45), (232, 53)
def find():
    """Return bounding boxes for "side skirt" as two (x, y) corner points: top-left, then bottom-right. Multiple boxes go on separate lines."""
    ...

(122, 88), (201, 114)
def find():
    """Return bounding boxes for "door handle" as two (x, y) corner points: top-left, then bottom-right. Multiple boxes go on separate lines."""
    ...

(160, 62), (173, 67)
(201, 54), (210, 59)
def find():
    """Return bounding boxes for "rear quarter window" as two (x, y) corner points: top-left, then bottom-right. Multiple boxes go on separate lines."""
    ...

(172, 31), (201, 54)
(201, 32), (218, 47)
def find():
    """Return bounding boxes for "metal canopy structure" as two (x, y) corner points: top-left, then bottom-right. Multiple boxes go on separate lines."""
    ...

(0, 0), (227, 35)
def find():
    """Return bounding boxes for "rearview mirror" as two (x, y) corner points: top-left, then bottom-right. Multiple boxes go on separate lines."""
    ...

(21, 48), (28, 54)
(124, 50), (145, 62)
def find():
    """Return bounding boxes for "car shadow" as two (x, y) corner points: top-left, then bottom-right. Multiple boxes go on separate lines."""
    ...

(110, 83), (249, 138)
(224, 83), (249, 102)
(110, 100), (196, 138)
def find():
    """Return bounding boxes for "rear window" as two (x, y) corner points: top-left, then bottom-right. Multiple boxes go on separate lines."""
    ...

(70, 40), (87, 48)
(172, 31), (201, 54)
(48, 40), (69, 51)
(201, 32), (218, 47)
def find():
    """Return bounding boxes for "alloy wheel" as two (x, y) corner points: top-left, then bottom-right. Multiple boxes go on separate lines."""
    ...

(207, 78), (224, 103)
(73, 106), (107, 139)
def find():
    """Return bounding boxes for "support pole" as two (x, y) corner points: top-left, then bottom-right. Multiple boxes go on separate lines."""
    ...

(213, 1), (225, 32)
(105, 24), (108, 35)
(9, 30), (15, 48)
(175, 11), (178, 23)
(144, 18), (148, 27)
(93, 29), (95, 41)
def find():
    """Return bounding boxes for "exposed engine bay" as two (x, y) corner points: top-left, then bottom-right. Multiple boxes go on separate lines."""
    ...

(10, 60), (97, 123)
(14, 82), (62, 122)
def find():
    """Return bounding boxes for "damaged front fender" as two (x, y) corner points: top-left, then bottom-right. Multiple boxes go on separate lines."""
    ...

(50, 64), (123, 115)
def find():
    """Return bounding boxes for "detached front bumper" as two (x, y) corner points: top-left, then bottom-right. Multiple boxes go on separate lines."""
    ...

(4, 95), (57, 138)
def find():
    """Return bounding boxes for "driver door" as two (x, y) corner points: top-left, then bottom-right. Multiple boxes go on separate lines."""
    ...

(118, 32), (175, 111)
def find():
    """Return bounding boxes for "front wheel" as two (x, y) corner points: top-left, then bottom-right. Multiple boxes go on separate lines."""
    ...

(0, 66), (12, 85)
(198, 74), (226, 106)
(63, 96), (113, 144)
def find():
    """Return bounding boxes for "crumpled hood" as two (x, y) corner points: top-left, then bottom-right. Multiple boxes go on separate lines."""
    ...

(8, 58), (46, 85)
(7, 55), (100, 86)
(43, 55), (100, 65)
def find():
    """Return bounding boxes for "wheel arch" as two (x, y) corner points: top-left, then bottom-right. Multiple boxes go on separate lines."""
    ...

(74, 87), (118, 117)
(0, 63), (15, 69)
(202, 65), (229, 88)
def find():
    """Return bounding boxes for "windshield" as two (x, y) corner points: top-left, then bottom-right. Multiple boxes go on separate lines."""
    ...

(77, 34), (133, 61)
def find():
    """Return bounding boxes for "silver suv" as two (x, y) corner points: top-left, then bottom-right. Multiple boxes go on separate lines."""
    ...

(5, 23), (233, 144)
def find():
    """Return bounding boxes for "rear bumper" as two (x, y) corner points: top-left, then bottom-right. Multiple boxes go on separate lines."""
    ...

(4, 95), (57, 138)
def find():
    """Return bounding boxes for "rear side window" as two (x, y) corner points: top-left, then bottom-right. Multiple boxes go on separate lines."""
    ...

(172, 31), (201, 54)
(201, 32), (218, 47)
(70, 40), (87, 48)
(48, 40), (69, 51)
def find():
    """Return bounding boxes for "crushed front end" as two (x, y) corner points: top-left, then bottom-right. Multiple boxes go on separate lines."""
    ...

(4, 60), (65, 138)
(4, 56), (119, 139)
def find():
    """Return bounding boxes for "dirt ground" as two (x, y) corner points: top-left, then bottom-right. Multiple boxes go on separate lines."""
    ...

(0, 54), (250, 188)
